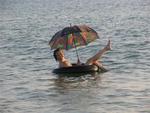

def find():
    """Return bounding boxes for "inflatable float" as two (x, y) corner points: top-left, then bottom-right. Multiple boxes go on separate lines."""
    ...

(53, 64), (107, 74)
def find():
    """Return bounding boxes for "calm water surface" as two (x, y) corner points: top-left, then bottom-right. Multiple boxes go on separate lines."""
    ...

(0, 0), (150, 113)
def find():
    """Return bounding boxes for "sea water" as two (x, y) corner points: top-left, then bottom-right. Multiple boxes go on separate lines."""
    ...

(0, 0), (150, 113)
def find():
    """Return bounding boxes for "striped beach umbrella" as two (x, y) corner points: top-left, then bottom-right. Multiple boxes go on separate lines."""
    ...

(49, 25), (100, 61)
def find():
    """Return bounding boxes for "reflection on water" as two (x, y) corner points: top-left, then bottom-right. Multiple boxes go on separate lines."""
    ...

(51, 74), (104, 113)
(54, 73), (102, 89)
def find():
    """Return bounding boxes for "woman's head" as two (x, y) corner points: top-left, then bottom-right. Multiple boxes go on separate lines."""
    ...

(53, 48), (64, 61)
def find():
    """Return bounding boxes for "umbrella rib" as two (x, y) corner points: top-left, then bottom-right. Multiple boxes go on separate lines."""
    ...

(50, 40), (57, 49)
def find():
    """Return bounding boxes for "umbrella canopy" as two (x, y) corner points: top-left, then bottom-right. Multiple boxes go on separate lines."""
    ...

(49, 25), (100, 50)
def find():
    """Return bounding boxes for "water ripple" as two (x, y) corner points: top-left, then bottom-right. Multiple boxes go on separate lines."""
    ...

(0, 0), (150, 113)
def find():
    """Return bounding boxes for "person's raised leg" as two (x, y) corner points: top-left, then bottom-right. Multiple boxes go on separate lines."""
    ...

(86, 40), (111, 65)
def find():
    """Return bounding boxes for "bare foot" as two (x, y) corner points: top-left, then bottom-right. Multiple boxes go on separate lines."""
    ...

(105, 40), (111, 50)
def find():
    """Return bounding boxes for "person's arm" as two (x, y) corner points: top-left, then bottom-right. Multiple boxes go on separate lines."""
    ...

(59, 59), (72, 68)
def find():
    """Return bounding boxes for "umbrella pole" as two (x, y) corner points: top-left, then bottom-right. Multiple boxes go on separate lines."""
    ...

(75, 45), (80, 63)
(70, 24), (81, 64)
(73, 40), (81, 64)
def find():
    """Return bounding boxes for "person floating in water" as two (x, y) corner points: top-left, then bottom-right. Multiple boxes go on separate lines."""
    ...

(53, 40), (111, 68)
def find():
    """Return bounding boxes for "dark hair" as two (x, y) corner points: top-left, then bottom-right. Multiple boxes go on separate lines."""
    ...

(53, 48), (61, 61)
